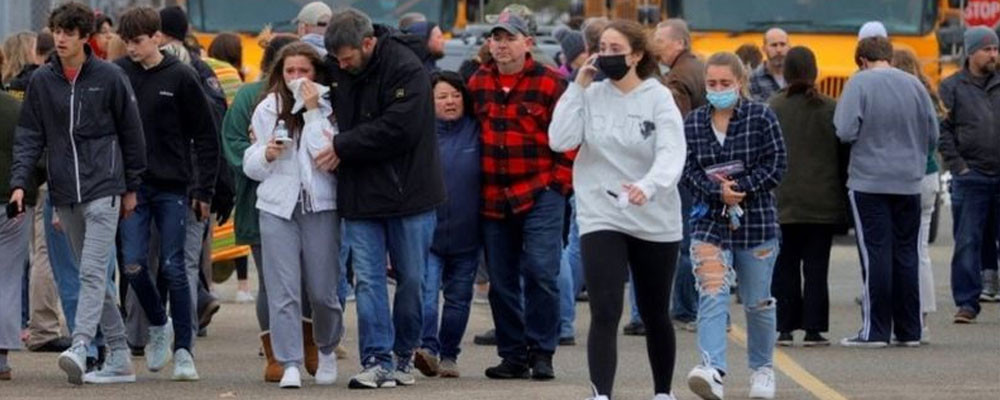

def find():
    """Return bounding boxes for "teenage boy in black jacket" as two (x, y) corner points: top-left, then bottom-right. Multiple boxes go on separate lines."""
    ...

(111, 6), (219, 381)
(9, 2), (146, 385)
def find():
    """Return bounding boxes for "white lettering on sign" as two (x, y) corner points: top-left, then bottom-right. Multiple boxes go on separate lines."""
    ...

(965, 0), (1000, 28)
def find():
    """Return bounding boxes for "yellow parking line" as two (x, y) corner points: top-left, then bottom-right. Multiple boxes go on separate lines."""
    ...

(729, 324), (849, 400)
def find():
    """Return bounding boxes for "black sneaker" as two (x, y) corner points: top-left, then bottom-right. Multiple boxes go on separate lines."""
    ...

(803, 331), (830, 347)
(776, 332), (794, 347)
(474, 329), (497, 346)
(29, 336), (73, 353)
(529, 354), (555, 381)
(484, 359), (530, 380)
(558, 336), (576, 346)
(623, 321), (646, 336)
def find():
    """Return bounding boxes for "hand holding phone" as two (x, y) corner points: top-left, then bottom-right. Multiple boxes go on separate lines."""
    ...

(7, 188), (25, 218)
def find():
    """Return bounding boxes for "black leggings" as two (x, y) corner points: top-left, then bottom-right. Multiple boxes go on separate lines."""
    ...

(581, 231), (679, 397)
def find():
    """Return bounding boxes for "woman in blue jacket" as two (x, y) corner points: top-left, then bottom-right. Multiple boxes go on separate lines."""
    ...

(413, 71), (482, 379)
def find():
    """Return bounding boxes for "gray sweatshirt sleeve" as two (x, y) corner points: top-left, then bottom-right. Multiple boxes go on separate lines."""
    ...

(834, 75), (864, 144)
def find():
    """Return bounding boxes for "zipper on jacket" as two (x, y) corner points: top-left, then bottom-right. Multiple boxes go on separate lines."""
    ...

(68, 81), (82, 203)
(109, 139), (116, 176)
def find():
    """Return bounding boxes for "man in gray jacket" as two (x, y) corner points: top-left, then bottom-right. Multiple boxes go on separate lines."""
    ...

(834, 36), (938, 348)
(939, 27), (1000, 323)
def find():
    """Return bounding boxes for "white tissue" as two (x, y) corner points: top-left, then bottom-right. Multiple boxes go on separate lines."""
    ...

(287, 77), (331, 114)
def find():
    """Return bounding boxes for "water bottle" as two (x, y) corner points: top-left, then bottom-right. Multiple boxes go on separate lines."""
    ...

(274, 120), (290, 142)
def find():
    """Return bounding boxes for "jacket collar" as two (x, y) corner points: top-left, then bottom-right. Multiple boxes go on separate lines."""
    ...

(957, 67), (1000, 90)
(670, 49), (695, 69)
(50, 43), (96, 81)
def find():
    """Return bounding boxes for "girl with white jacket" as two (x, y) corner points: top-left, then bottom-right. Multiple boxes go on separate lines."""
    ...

(243, 42), (342, 389)
(549, 20), (686, 400)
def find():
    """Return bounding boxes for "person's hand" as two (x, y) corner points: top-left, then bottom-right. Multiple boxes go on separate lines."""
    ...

(301, 79), (320, 111)
(248, 125), (257, 144)
(8, 188), (24, 218)
(574, 54), (599, 88)
(314, 130), (340, 172)
(622, 183), (648, 206)
(121, 191), (137, 219)
(720, 180), (745, 206)
(265, 138), (286, 162)
(192, 199), (211, 222)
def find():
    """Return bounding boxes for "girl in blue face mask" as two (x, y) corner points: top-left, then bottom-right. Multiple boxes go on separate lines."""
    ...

(681, 52), (788, 400)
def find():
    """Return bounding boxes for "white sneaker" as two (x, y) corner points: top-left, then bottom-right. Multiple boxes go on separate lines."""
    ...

(146, 320), (174, 372)
(749, 367), (776, 399)
(234, 290), (254, 303)
(653, 394), (677, 400)
(57, 341), (88, 385)
(687, 365), (724, 400)
(172, 349), (200, 381)
(83, 349), (136, 384)
(279, 366), (301, 388)
(315, 350), (338, 385)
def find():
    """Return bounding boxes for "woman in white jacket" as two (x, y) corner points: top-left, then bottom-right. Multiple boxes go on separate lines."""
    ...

(243, 42), (342, 389)
(549, 20), (686, 400)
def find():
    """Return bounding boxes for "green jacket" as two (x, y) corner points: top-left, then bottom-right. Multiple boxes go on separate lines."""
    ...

(769, 90), (849, 226)
(1, 92), (43, 206)
(221, 81), (264, 245)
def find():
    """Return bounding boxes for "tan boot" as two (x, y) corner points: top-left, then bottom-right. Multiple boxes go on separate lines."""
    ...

(302, 319), (318, 376)
(260, 332), (282, 382)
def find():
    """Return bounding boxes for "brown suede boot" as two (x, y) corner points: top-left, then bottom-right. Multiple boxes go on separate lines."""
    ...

(260, 332), (282, 382)
(303, 319), (318, 376)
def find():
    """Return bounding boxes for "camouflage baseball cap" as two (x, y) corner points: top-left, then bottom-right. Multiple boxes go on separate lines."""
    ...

(486, 3), (538, 35)
(490, 12), (530, 37)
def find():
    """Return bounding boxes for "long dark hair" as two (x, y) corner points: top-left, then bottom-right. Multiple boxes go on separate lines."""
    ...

(783, 46), (822, 104)
(209, 32), (243, 77)
(430, 70), (473, 118)
(603, 20), (658, 80)
(261, 42), (326, 136)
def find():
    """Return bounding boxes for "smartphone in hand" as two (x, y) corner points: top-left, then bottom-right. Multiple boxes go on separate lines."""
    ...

(6, 202), (23, 219)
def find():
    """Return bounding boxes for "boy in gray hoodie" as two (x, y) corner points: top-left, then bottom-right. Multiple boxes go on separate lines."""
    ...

(834, 36), (938, 348)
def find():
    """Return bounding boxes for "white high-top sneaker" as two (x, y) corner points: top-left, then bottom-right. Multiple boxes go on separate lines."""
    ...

(315, 350), (338, 385)
(749, 367), (776, 399)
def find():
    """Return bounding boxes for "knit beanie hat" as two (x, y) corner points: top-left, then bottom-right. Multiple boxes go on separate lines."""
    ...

(554, 27), (585, 65)
(965, 26), (999, 56)
(159, 6), (189, 42)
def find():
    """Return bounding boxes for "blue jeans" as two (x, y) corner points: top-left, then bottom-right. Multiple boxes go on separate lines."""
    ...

(421, 250), (479, 360)
(950, 170), (1000, 315)
(44, 196), (114, 357)
(483, 189), (565, 363)
(559, 195), (584, 338)
(692, 239), (778, 374)
(346, 210), (436, 369)
(671, 185), (697, 323)
(118, 186), (193, 351)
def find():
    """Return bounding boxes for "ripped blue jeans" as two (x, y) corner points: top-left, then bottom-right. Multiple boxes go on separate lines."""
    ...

(692, 239), (778, 374)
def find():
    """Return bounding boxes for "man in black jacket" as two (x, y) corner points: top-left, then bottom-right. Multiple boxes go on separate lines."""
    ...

(112, 6), (219, 381)
(8, 2), (146, 385)
(939, 26), (1000, 324)
(321, 7), (445, 389)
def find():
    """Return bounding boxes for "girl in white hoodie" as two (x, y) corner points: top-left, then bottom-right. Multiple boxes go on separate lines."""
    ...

(243, 42), (342, 389)
(549, 20), (686, 400)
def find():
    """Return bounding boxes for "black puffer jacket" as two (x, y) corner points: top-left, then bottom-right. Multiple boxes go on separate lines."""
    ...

(11, 46), (146, 206)
(327, 24), (446, 219)
(939, 69), (1000, 175)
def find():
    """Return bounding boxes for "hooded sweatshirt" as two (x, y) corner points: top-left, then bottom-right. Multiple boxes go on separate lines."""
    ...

(549, 79), (687, 242)
(115, 52), (220, 201)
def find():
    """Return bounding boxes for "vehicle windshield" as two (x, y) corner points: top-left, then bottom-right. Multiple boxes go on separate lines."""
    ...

(187, 0), (450, 33)
(679, 0), (936, 35)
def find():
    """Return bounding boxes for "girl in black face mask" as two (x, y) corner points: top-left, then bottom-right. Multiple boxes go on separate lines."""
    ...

(550, 19), (686, 400)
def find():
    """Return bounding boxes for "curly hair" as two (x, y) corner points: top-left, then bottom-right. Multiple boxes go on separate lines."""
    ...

(49, 2), (95, 38)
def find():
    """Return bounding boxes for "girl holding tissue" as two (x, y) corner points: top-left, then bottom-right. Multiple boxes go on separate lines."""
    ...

(681, 52), (786, 400)
(549, 20), (687, 400)
(243, 42), (343, 389)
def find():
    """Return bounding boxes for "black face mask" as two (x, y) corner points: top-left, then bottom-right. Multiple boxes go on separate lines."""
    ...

(597, 54), (630, 81)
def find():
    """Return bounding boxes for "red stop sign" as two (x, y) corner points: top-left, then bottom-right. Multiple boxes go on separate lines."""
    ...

(965, 0), (1000, 28)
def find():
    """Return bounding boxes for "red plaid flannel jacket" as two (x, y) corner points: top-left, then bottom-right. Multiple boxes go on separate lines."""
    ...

(468, 56), (574, 219)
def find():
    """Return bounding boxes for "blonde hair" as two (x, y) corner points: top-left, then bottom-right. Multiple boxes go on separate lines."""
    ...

(2, 31), (37, 84)
(105, 33), (127, 61)
(706, 51), (751, 98)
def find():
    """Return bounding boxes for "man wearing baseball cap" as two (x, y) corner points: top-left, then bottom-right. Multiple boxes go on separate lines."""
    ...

(467, 8), (572, 382)
(940, 26), (1000, 324)
(296, 1), (332, 56)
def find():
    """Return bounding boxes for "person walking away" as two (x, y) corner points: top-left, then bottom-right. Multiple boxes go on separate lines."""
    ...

(550, 19), (686, 400)
(683, 52), (787, 400)
(769, 46), (848, 348)
(8, 1), (146, 385)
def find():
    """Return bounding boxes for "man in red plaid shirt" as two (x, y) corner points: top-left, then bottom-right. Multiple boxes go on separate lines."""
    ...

(467, 11), (573, 381)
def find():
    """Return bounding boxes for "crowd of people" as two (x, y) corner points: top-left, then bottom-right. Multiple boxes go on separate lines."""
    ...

(0, 2), (997, 399)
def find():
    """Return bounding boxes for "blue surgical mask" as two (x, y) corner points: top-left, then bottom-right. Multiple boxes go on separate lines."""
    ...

(706, 87), (739, 109)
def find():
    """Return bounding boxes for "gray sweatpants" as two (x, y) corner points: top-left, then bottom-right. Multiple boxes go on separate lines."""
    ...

(0, 209), (33, 350)
(260, 207), (342, 367)
(185, 210), (208, 343)
(57, 197), (127, 351)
